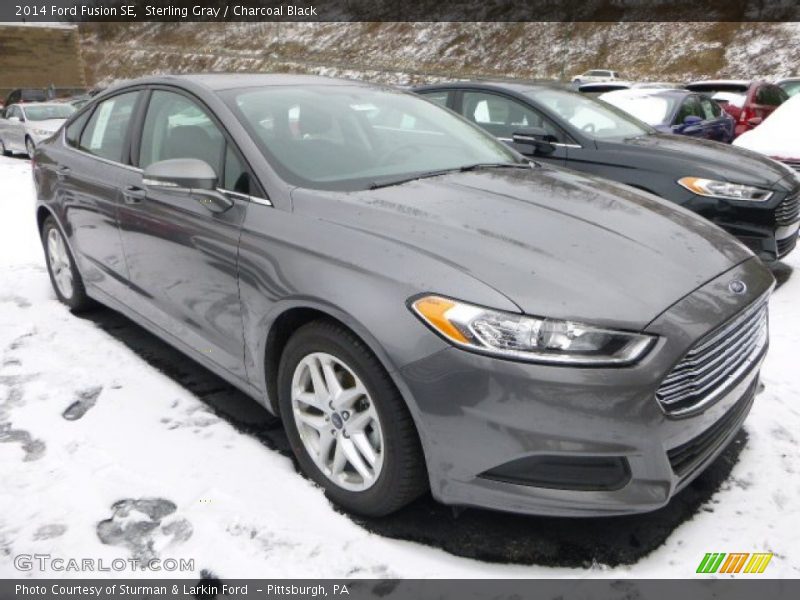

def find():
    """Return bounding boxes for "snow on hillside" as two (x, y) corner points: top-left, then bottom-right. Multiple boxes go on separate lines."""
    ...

(78, 22), (800, 88)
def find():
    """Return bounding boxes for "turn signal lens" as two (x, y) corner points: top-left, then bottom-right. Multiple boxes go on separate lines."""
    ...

(410, 295), (654, 366)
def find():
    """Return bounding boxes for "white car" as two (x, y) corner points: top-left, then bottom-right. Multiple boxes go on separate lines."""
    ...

(571, 69), (621, 84)
(0, 102), (75, 158)
(733, 94), (800, 173)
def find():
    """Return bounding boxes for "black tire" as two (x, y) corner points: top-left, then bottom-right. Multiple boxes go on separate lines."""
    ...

(25, 137), (35, 159)
(278, 319), (427, 516)
(41, 216), (93, 312)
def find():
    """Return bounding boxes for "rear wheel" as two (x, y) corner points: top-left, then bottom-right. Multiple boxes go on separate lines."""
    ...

(42, 216), (92, 312)
(278, 320), (427, 516)
(0, 138), (10, 156)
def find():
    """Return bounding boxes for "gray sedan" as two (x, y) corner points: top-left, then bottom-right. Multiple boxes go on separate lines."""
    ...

(32, 74), (774, 517)
(0, 102), (75, 158)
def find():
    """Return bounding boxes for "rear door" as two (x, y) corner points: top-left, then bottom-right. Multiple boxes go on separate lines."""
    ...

(117, 87), (256, 378)
(56, 91), (142, 300)
(456, 90), (569, 166)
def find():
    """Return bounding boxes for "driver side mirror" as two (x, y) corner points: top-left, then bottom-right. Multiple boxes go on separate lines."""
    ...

(512, 127), (556, 155)
(143, 158), (233, 213)
(683, 115), (703, 125)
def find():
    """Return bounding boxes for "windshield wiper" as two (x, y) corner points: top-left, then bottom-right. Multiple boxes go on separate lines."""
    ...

(368, 162), (531, 190)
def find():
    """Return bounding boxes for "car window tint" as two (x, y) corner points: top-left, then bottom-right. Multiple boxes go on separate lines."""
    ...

(675, 96), (703, 123)
(139, 90), (225, 173)
(419, 91), (450, 108)
(756, 85), (783, 106)
(65, 110), (92, 148)
(462, 91), (562, 141)
(78, 92), (139, 162)
(223, 145), (250, 194)
(699, 97), (718, 120)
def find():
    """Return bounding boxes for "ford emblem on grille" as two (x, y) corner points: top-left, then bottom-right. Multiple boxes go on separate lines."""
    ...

(729, 280), (747, 295)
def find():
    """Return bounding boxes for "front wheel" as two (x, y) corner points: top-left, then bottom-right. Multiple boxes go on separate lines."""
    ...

(278, 320), (427, 516)
(42, 216), (92, 312)
(25, 137), (35, 158)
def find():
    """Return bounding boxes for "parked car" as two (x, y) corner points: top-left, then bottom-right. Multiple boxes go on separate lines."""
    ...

(571, 69), (621, 84)
(776, 77), (800, 98)
(577, 81), (632, 95)
(414, 81), (799, 260)
(4, 88), (47, 106)
(600, 88), (735, 143)
(0, 102), (75, 157)
(34, 74), (774, 517)
(685, 80), (788, 138)
(734, 95), (800, 176)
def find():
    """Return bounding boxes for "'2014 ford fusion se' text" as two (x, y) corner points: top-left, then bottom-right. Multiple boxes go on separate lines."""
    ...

(33, 74), (774, 517)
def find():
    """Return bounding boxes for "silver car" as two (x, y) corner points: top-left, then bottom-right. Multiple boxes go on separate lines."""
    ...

(32, 74), (774, 517)
(0, 102), (75, 158)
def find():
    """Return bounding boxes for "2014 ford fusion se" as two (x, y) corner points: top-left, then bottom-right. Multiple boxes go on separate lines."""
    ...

(33, 74), (774, 517)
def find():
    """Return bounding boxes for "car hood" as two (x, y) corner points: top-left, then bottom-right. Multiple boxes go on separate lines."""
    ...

(291, 166), (753, 330)
(600, 133), (795, 189)
(734, 127), (800, 159)
(27, 119), (66, 132)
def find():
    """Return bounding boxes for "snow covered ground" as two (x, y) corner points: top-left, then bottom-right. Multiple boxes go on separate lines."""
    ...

(0, 153), (798, 579)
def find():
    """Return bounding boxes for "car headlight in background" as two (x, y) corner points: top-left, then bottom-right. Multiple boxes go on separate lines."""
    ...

(678, 177), (773, 202)
(31, 129), (53, 137)
(410, 295), (655, 366)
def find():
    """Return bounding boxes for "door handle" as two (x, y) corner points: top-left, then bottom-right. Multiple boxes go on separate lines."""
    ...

(122, 186), (146, 205)
(55, 166), (70, 179)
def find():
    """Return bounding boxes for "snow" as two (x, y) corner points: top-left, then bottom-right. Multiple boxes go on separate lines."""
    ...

(733, 95), (800, 158)
(1, 154), (799, 578)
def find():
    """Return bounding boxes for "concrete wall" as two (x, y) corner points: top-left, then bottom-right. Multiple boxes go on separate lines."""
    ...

(0, 24), (86, 99)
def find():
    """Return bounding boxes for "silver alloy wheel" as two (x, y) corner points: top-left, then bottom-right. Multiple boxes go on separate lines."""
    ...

(291, 352), (384, 491)
(47, 227), (74, 299)
(26, 138), (35, 157)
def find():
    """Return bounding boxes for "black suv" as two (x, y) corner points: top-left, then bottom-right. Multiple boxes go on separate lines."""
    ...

(415, 81), (800, 261)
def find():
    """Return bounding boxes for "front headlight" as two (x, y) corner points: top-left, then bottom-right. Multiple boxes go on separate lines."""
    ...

(678, 177), (773, 202)
(410, 295), (655, 366)
(31, 129), (53, 137)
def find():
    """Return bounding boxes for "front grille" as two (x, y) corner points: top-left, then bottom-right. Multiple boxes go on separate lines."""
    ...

(777, 232), (798, 258)
(656, 294), (768, 416)
(778, 159), (800, 173)
(667, 378), (756, 478)
(775, 193), (799, 226)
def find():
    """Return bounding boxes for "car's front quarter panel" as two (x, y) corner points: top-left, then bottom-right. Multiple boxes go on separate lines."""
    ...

(398, 257), (773, 516)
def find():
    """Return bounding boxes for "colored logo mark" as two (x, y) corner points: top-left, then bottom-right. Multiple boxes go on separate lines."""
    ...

(697, 552), (773, 574)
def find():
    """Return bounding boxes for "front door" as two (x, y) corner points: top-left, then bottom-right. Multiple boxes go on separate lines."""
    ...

(117, 89), (251, 378)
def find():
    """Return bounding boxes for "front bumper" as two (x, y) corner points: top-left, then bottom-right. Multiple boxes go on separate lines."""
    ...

(398, 257), (774, 516)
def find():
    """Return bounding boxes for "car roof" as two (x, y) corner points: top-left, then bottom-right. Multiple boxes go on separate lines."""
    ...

(108, 73), (369, 92)
(415, 80), (568, 94)
(601, 88), (690, 100)
(686, 79), (753, 86)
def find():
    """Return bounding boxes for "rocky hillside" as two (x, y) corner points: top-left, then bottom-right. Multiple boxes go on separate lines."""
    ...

(79, 22), (800, 87)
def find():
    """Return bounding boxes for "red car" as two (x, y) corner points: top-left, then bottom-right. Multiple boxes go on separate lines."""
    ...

(685, 80), (788, 138)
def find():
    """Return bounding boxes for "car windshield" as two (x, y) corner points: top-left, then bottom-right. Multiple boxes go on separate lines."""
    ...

(527, 88), (653, 139)
(779, 80), (800, 97)
(223, 85), (521, 191)
(600, 93), (680, 125)
(23, 104), (75, 121)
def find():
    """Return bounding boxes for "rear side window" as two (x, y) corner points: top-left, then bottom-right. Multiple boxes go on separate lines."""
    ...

(79, 92), (139, 162)
(755, 85), (784, 106)
(65, 110), (92, 147)
(699, 96), (720, 119)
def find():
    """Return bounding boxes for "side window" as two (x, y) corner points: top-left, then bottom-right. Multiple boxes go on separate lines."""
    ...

(462, 91), (562, 141)
(79, 92), (139, 162)
(138, 90), (224, 173)
(756, 85), (783, 106)
(699, 97), (718, 120)
(65, 110), (92, 148)
(419, 91), (450, 108)
(223, 145), (250, 194)
(675, 96), (703, 123)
